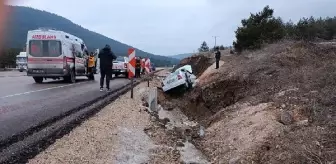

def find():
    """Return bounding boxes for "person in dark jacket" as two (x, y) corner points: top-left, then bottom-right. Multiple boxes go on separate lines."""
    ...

(135, 57), (141, 78)
(98, 44), (117, 91)
(214, 46), (221, 69)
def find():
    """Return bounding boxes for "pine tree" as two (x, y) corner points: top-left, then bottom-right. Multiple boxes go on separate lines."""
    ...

(198, 41), (210, 52)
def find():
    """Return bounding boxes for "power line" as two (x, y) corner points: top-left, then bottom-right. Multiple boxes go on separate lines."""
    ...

(212, 36), (219, 47)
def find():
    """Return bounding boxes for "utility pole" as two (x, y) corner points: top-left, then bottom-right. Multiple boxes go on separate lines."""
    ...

(212, 36), (219, 48)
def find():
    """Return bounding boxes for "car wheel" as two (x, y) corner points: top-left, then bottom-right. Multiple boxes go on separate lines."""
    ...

(184, 82), (190, 90)
(184, 73), (192, 90)
(33, 77), (43, 83)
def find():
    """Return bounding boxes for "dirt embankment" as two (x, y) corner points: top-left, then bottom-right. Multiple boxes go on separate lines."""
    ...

(159, 41), (336, 163)
(28, 72), (209, 164)
(172, 53), (214, 77)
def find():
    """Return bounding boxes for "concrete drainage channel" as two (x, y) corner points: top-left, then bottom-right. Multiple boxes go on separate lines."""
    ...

(0, 76), (152, 164)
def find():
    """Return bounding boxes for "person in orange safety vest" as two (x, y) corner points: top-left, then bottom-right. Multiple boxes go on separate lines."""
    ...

(87, 52), (95, 80)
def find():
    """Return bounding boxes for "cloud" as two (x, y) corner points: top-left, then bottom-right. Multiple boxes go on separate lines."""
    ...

(9, 0), (336, 56)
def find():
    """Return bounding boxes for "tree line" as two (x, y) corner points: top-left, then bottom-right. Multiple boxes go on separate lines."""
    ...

(0, 48), (21, 68)
(198, 42), (230, 52)
(199, 5), (336, 53)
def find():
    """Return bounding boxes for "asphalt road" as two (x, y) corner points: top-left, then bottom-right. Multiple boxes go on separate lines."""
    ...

(0, 72), (130, 141)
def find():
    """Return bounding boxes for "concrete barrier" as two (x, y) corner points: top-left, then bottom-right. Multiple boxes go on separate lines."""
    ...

(148, 87), (158, 113)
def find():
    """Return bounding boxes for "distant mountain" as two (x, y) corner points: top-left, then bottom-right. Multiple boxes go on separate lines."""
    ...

(170, 53), (194, 60)
(4, 6), (179, 66)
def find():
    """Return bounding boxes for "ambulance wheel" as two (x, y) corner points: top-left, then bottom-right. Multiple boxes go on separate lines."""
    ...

(64, 69), (76, 83)
(33, 77), (43, 83)
(69, 70), (76, 83)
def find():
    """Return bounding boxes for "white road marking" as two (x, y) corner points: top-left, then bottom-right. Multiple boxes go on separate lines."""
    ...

(0, 81), (87, 99)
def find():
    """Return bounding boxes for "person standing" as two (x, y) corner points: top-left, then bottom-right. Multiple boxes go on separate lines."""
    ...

(141, 57), (146, 75)
(135, 57), (141, 78)
(98, 44), (116, 91)
(87, 52), (96, 80)
(214, 46), (221, 69)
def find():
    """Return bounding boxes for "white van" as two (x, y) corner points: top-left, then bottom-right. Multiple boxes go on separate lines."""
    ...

(16, 52), (27, 72)
(26, 28), (87, 83)
(112, 56), (128, 77)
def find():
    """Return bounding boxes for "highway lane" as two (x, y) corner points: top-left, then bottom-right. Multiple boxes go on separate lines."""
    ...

(0, 73), (67, 98)
(0, 71), (26, 78)
(0, 74), (130, 141)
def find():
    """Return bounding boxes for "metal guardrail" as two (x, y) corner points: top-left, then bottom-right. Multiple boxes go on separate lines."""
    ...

(0, 82), (136, 164)
(0, 68), (167, 164)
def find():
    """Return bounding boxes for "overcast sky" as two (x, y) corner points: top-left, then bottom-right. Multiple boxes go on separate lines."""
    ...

(9, 0), (336, 56)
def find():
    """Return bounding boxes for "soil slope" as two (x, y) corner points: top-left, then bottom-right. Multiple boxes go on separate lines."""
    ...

(159, 41), (336, 163)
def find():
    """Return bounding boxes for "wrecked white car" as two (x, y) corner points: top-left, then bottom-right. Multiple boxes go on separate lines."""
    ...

(162, 65), (196, 92)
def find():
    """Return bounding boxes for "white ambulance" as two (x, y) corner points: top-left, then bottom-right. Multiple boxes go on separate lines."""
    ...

(26, 28), (87, 83)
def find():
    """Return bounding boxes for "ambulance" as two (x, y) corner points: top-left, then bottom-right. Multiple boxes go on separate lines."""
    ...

(26, 28), (87, 83)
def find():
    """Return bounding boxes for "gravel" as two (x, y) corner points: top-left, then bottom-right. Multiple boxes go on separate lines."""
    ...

(28, 82), (155, 164)
(28, 71), (209, 164)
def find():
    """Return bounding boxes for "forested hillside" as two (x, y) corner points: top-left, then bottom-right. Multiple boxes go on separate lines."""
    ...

(1, 5), (178, 67)
(170, 53), (193, 60)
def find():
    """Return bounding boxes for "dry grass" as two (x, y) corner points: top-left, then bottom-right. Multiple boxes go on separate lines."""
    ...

(159, 41), (336, 163)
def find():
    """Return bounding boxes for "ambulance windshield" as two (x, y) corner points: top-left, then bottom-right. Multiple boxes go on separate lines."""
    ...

(29, 40), (62, 57)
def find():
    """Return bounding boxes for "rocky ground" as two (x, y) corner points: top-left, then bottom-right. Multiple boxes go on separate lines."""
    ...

(28, 41), (336, 164)
(158, 41), (336, 163)
(28, 71), (209, 164)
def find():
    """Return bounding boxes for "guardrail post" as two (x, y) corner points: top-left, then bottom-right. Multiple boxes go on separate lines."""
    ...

(128, 48), (136, 99)
(147, 77), (149, 87)
(131, 78), (134, 99)
(148, 87), (158, 113)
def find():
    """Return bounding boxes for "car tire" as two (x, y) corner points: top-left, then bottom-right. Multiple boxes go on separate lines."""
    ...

(33, 77), (43, 83)
(64, 69), (76, 83)
(184, 73), (192, 90)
